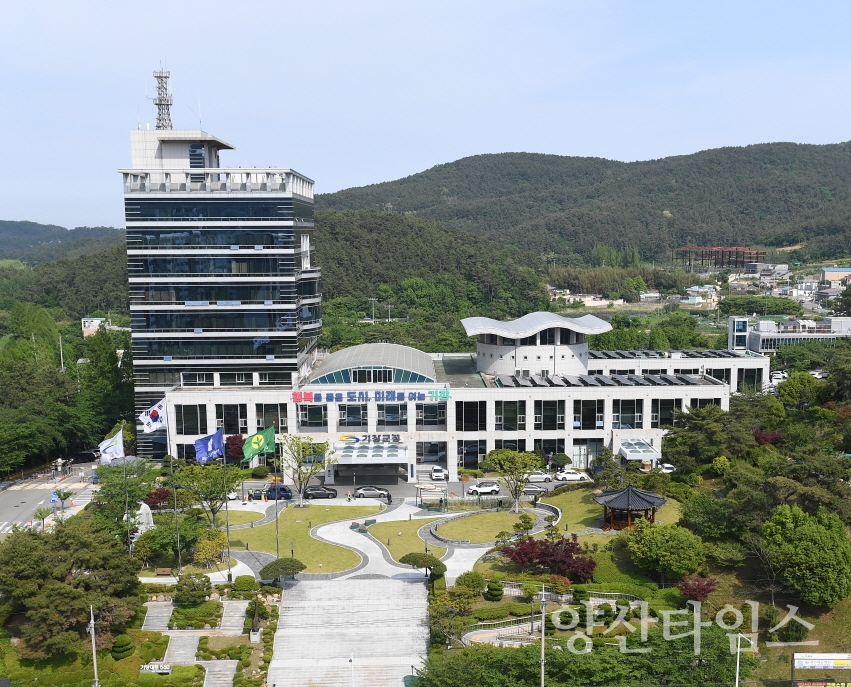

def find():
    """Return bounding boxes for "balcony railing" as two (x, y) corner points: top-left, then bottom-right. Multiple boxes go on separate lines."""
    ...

(120, 168), (314, 199)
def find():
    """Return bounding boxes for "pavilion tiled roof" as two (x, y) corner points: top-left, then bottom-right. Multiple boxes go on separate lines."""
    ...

(593, 484), (667, 510)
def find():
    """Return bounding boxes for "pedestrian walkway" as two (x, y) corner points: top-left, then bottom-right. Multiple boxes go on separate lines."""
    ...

(163, 632), (200, 665)
(219, 600), (249, 632)
(142, 602), (174, 631)
(140, 558), (256, 585)
(198, 660), (240, 687)
(268, 579), (428, 687)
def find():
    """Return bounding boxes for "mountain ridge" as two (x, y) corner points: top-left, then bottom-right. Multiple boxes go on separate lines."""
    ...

(317, 142), (851, 262)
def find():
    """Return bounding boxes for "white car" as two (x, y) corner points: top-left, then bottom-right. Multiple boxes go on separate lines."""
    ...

(524, 470), (553, 483)
(468, 481), (501, 496)
(554, 469), (593, 482)
(660, 463), (676, 474)
(431, 466), (447, 481)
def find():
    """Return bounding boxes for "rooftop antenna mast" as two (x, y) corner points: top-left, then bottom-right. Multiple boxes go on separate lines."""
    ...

(153, 66), (173, 130)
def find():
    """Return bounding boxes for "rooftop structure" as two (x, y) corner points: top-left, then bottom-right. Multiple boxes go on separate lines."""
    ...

(728, 316), (851, 355)
(672, 246), (767, 272)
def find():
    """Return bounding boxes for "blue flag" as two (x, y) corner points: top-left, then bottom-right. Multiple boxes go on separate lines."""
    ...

(194, 429), (224, 464)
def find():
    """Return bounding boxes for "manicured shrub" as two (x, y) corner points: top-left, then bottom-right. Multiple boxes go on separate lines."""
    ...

(455, 571), (486, 594)
(484, 579), (503, 601)
(233, 575), (258, 592)
(111, 634), (135, 661)
(252, 466), (270, 479)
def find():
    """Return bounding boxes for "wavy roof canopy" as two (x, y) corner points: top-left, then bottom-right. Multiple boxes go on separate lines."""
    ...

(461, 312), (612, 339)
(311, 343), (436, 382)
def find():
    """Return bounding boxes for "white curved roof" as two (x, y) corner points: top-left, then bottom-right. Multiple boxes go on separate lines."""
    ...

(461, 312), (612, 338)
(311, 343), (436, 382)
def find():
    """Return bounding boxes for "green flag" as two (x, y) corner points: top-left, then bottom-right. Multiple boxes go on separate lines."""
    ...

(242, 426), (275, 462)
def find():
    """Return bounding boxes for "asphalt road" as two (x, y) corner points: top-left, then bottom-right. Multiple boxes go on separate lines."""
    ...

(0, 462), (97, 534)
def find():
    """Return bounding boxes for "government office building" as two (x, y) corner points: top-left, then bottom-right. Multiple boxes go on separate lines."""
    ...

(164, 309), (768, 483)
(126, 125), (768, 477)
(122, 125), (319, 458)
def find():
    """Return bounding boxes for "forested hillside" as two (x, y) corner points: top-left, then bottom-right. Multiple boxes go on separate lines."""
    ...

(0, 219), (123, 265)
(318, 143), (851, 262)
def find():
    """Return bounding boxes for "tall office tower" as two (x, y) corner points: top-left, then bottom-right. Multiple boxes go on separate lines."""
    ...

(121, 73), (320, 457)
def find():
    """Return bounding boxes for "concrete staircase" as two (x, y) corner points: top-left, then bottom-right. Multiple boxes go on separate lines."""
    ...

(268, 579), (428, 686)
(199, 660), (240, 687)
(141, 602), (174, 631)
(220, 600), (250, 632)
(163, 633), (200, 665)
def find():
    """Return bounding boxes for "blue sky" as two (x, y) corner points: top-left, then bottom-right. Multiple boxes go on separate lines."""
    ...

(2, 0), (850, 228)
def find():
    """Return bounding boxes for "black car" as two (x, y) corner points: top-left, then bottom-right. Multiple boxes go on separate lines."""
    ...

(304, 485), (337, 499)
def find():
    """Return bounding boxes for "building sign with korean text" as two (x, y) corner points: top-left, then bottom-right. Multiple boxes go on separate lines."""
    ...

(794, 655), (851, 670)
(292, 389), (450, 403)
(140, 664), (172, 674)
(339, 433), (403, 445)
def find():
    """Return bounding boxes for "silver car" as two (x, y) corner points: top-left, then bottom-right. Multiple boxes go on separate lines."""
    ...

(354, 485), (389, 498)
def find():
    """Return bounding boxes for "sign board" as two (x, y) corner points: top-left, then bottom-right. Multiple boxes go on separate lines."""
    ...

(50, 493), (58, 504)
(795, 683), (851, 687)
(140, 663), (172, 674)
(293, 389), (451, 403)
(339, 434), (402, 445)
(795, 654), (851, 670)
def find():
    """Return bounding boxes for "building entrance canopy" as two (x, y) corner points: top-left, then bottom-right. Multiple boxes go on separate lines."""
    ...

(618, 439), (661, 462)
(333, 442), (409, 465)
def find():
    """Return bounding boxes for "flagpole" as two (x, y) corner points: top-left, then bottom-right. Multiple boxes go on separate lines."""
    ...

(166, 416), (182, 575)
(123, 447), (131, 557)
(222, 454), (233, 583)
(274, 439), (280, 560)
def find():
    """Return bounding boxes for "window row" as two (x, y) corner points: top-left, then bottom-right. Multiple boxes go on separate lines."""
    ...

(125, 199), (314, 222)
(132, 312), (300, 332)
(132, 283), (297, 304)
(478, 328), (585, 347)
(129, 257), (294, 276)
(127, 229), (296, 248)
(174, 397), (723, 436)
(175, 403), (289, 435)
(132, 338), (298, 359)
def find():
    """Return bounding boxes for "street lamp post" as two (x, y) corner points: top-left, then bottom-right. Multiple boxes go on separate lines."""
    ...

(290, 541), (295, 558)
(368, 297), (377, 323)
(734, 632), (755, 687)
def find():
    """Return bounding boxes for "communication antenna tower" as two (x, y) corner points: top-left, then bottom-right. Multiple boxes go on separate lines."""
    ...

(153, 68), (173, 130)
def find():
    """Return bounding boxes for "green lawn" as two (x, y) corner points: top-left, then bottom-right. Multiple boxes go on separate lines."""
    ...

(228, 504), (380, 573)
(369, 518), (446, 562)
(436, 511), (525, 544)
(541, 486), (601, 530)
(219, 510), (263, 526)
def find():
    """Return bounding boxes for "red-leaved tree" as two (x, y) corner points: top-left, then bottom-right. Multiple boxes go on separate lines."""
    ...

(502, 536), (596, 581)
(143, 487), (172, 510)
(677, 575), (718, 602)
(225, 434), (246, 462)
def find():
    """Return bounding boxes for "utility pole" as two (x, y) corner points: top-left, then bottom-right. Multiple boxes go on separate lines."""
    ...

(368, 297), (377, 323)
(89, 606), (100, 687)
(387, 304), (393, 322)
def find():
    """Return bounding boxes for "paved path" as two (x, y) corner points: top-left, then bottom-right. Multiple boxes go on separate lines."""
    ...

(199, 660), (240, 687)
(306, 501), (439, 581)
(164, 632), (201, 665)
(268, 579), (428, 687)
(220, 600), (250, 632)
(142, 601), (174, 631)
